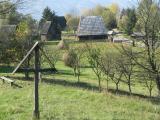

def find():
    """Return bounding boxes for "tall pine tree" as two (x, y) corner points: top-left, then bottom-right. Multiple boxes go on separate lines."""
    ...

(39, 7), (56, 28)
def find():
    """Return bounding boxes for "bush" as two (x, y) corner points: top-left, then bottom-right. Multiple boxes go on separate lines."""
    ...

(57, 40), (69, 50)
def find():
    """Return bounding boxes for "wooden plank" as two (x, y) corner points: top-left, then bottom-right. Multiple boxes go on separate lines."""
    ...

(0, 76), (14, 83)
(0, 76), (14, 86)
(12, 41), (39, 74)
(41, 41), (59, 45)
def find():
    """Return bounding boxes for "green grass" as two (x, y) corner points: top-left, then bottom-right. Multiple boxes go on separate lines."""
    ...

(0, 41), (160, 120)
(0, 76), (160, 120)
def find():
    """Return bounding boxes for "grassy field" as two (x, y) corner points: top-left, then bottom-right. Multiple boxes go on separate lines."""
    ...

(0, 42), (160, 120)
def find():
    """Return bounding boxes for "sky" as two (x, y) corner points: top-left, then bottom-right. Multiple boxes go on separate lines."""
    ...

(20, 0), (136, 20)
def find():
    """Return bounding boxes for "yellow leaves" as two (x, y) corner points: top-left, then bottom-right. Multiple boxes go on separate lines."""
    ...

(108, 3), (120, 15)
(16, 21), (29, 40)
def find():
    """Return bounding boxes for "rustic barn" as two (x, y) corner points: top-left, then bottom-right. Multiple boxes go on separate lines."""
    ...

(77, 16), (107, 40)
(41, 21), (61, 41)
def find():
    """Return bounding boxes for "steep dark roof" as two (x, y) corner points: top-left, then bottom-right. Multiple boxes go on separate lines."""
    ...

(56, 16), (66, 30)
(77, 16), (107, 36)
(41, 21), (52, 35)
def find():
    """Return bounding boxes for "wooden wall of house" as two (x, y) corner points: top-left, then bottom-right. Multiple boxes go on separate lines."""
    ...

(41, 35), (47, 41)
(78, 35), (107, 41)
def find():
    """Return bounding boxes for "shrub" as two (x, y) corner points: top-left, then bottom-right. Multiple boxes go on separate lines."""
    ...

(57, 40), (69, 50)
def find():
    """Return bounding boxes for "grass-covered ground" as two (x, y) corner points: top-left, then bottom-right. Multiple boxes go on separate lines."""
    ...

(0, 42), (160, 120)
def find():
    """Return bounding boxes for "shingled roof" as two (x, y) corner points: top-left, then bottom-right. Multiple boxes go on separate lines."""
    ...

(41, 21), (52, 35)
(77, 16), (107, 36)
(0, 25), (17, 34)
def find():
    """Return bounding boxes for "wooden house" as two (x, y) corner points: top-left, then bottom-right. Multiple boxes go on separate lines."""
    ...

(41, 21), (61, 41)
(77, 16), (108, 41)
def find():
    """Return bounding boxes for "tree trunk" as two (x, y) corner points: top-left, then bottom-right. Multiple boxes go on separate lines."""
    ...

(77, 67), (80, 83)
(116, 83), (119, 92)
(149, 89), (152, 98)
(106, 75), (109, 91)
(128, 83), (132, 94)
(106, 79), (109, 91)
(25, 57), (30, 80)
(156, 74), (160, 96)
(98, 76), (101, 92)
(25, 72), (29, 80)
(77, 74), (80, 83)
(74, 67), (76, 77)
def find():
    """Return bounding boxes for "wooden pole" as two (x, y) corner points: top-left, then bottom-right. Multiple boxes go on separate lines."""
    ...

(33, 45), (40, 119)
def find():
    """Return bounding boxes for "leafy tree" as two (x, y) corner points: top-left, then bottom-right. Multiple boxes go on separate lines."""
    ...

(118, 15), (129, 32)
(8, 7), (23, 25)
(108, 3), (120, 15)
(118, 8), (137, 35)
(65, 14), (79, 32)
(39, 7), (55, 25)
(102, 9), (117, 30)
(0, 0), (22, 15)
(15, 20), (35, 79)
(0, 1), (36, 67)
(0, 27), (15, 65)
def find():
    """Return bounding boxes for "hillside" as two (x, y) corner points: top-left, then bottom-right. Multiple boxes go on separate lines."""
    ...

(0, 58), (160, 120)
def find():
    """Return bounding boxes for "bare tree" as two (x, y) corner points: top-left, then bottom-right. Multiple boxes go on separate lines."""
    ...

(86, 43), (102, 92)
(122, 0), (160, 95)
(119, 46), (136, 94)
(136, 0), (160, 95)
(74, 45), (86, 82)
(100, 50), (124, 92)
(111, 55), (124, 92)
(0, 0), (23, 15)
(140, 68), (155, 97)
(63, 47), (85, 83)
(100, 51), (112, 91)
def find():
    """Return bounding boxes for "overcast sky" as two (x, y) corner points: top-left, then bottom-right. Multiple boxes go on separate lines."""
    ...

(21, 0), (136, 20)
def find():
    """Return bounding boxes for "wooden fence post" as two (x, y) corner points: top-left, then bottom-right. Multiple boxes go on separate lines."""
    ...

(33, 45), (40, 119)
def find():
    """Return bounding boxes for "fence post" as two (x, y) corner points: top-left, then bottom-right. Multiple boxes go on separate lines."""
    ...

(33, 45), (40, 119)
